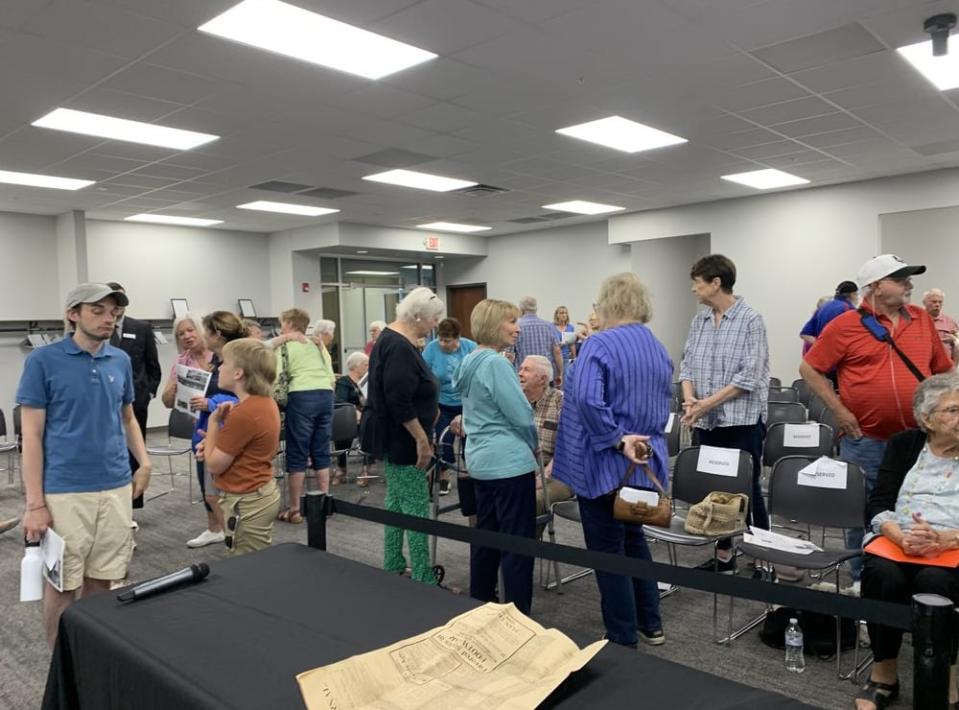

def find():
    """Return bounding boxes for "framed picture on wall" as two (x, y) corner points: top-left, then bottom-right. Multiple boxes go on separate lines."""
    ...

(238, 298), (257, 318)
(171, 298), (190, 319)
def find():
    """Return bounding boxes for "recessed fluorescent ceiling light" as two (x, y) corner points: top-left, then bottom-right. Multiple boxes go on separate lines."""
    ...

(237, 200), (340, 216)
(363, 169), (477, 192)
(198, 0), (437, 80)
(125, 214), (223, 227)
(418, 222), (491, 233)
(543, 200), (625, 215)
(897, 40), (959, 90)
(720, 168), (809, 190)
(345, 270), (399, 276)
(33, 108), (218, 150)
(0, 169), (94, 190)
(356, 250), (369, 254)
(556, 115), (687, 153)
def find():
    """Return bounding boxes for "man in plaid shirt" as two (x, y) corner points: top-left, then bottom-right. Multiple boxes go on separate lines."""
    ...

(513, 296), (563, 387)
(680, 254), (770, 575)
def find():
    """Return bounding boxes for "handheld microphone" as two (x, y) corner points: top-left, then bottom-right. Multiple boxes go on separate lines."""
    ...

(116, 562), (210, 603)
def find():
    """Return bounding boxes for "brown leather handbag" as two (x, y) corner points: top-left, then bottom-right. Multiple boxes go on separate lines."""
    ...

(612, 463), (671, 527)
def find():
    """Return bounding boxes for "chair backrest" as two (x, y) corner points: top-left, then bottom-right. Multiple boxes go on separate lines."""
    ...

(791, 378), (811, 406)
(763, 422), (835, 466)
(807, 394), (827, 422)
(13, 405), (21, 436)
(671, 446), (753, 505)
(817, 407), (841, 453)
(331, 403), (358, 442)
(766, 401), (807, 426)
(769, 376), (782, 388)
(0, 409), (6, 439)
(768, 387), (798, 403)
(666, 414), (681, 457)
(169, 409), (197, 440)
(767, 455), (865, 529)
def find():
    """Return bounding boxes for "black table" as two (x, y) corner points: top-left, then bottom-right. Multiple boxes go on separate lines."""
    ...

(44, 544), (814, 710)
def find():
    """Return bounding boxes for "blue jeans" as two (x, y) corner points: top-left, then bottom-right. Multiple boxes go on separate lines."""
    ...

(471, 473), (536, 615)
(285, 389), (334, 471)
(838, 435), (885, 581)
(578, 493), (662, 646)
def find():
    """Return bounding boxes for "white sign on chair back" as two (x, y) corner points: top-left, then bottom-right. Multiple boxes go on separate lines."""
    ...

(783, 423), (820, 447)
(797, 457), (848, 489)
(696, 445), (739, 477)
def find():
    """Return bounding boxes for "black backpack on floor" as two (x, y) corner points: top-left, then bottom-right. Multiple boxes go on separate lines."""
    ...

(759, 607), (857, 659)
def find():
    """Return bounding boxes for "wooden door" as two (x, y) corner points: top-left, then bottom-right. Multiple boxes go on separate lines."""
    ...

(446, 283), (487, 339)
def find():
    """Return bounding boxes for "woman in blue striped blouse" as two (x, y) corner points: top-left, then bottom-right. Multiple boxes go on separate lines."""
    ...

(552, 273), (674, 647)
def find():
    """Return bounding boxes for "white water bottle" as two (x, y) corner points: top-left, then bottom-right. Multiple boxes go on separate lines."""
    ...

(20, 541), (44, 602)
(784, 617), (805, 673)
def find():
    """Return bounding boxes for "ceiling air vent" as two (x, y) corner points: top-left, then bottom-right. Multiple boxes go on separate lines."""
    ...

(455, 183), (509, 197)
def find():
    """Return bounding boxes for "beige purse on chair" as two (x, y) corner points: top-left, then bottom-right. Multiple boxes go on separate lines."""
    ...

(683, 492), (749, 536)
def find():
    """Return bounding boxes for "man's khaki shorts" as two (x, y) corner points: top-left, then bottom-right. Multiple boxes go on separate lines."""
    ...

(46, 483), (133, 591)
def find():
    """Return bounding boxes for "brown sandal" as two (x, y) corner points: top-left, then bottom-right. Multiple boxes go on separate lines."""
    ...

(855, 679), (899, 710)
(288, 511), (303, 524)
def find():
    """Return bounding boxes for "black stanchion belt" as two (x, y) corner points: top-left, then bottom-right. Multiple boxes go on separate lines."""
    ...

(330, 498), (913, 631)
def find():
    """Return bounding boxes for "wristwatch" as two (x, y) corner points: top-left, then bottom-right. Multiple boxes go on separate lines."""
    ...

(616, 439), (627, 453)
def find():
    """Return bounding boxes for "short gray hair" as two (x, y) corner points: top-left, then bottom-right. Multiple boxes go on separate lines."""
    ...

(369, 320), (386, 332)
(523, 354), (553, 382)
(923, 288), (945, 301)
(396, 287), (444, 323)
(313, 319), (336, 336)
(595, 273), (652, 324)
(913, 373), (959, 430)
(518, 296), (537, 314)
(346, 351), (369, 371)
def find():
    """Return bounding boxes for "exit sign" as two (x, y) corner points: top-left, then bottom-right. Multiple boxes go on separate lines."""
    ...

(424, 235), (440, 251)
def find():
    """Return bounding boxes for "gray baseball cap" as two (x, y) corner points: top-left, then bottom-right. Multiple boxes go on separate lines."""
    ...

(64, 283), (129, 309)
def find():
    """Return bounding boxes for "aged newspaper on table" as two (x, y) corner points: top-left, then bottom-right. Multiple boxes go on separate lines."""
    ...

(174, 364), (212, 420)
(297, 602), (606, 710)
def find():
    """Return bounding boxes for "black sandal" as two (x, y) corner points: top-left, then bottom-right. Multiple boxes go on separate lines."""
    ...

(855, 679), (899, 710)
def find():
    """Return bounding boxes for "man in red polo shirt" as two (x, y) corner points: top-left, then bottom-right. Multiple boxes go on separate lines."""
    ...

(799, 254), (953, 588)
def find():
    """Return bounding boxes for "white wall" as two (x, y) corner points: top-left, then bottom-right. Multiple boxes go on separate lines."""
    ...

(881, 206), (959, 301)
(0, 211), (60, 320)
(609, 167), (959, 382)
(438, 221), (631, 326)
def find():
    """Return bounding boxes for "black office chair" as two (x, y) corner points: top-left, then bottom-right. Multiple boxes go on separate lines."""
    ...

(762, 422), (835, 467)
(0, 409), (18, 486)
(330, 403), (360, 483)
(769, 376), (782, 388)
(807, 393), (828, 422)
(739, 455), (866, 676)
(791, 378), (811, 406)
(817, 407), (842, 454)
(766, 401), (807, 426)
(768, 387), (798, 403)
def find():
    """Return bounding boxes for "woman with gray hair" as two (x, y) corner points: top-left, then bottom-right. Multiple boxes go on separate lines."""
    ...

(334, 351), (371, 486)
(362, 287), (444, 584)
(856, 372), (959, 710)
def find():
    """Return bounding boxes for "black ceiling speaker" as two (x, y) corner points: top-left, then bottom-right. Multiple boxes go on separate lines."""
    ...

(924, 13), (957, 57)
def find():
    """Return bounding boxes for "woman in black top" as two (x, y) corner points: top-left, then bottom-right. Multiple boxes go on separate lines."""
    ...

(362, 287), (444, 584)
(334, 351), (371, 486)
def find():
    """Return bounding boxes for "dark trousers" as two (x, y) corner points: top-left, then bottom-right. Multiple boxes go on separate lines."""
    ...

(862, 554), (959, 661)
(578, 493), (661, 646)
(129, 403), (148, 509)
(693, 419), (768, 549)
(470, 473), (535, 615)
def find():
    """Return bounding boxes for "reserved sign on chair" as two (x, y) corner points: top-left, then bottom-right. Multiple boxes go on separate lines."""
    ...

(783, 423), (820, 447)
(696, 446), (739, 477)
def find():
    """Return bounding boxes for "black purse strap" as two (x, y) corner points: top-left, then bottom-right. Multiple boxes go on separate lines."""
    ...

(858, 309), (925, 383)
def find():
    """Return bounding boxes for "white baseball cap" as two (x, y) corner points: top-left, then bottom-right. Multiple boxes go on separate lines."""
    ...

(856, 254), (926, 289)
(64, 282), (129, 310)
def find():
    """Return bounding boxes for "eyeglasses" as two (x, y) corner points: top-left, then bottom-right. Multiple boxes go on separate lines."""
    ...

(934, 406), (959, 419)
(224, 501), (240, 550)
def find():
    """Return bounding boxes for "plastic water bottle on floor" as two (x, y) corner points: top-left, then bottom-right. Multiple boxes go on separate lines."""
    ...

(785, 617), (805, 673)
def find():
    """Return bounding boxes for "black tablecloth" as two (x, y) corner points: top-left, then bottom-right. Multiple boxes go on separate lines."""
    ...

(43, 543), (813, 710)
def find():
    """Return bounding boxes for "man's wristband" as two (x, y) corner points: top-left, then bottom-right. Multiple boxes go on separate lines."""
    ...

(27, 503), (46, 511)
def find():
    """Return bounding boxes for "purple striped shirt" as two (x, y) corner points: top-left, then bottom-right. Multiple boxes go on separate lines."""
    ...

(552, 323), (673, 498)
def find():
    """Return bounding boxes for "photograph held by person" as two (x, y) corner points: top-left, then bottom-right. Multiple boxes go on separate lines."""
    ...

(362, 288), (444, 585)
(801, 254), (952, 588)
(422, 317), (477, 496)
(18, 283), (152, 648)
(195, 339), (282, 556)
(184, 311), (248, 548)
(680, 254), (770, 575)
(855, 373), (959, 710)
(454, 299), (538, 616)
(106, 282), (161, 509)
(334, 351), (372, 486)
(275, 311), (336, 522)
(553, 273), (673, 647)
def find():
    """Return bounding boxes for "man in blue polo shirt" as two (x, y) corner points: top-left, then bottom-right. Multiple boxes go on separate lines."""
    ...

(800, 280), (859, 349)
(18, 283), (152, 648)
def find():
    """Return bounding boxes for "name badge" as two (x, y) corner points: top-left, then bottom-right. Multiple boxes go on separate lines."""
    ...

(122, 332), (136, 340)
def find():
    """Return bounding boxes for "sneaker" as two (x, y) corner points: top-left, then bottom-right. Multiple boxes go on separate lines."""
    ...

(752, 565), (778, 583)
(439, 479), (451, 496)
(186, 529), (225, 548)
(695, 556), (736, 575)
(638, 628), (666, 646)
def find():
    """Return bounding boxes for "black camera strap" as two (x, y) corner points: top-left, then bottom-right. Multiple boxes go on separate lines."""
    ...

(858, 308), (926, 383)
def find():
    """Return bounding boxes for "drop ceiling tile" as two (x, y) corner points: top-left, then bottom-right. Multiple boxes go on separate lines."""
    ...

(86, 0), (236, 28)
(0, 128), (103, 171)
(717, 78), (812, 112)
(910, 139), (959, 157)
(773, 112), (864, 137)
(732, 140), (813, 160)
(824, 80), (940, 112)
(352, 148), (439, 168)
(94, 142), (182, 162)
(750, 23), (885, 73)
(397, 102), (484, 133)
(131, 163), (212, 181)
(0, 30), (129, 86)
(400, 134), (479, 159)
(49, 153), (149, 175)
(100, 174), (180, 190)
(65, 88), (185, 123)
(800, 126), (885, 148)
(705, 127), (784, 150)
(341, 120), (437, 147)
(740, 96), (836, 126)
(99, 63), (224, 106)
(789, 50), (912, 92)
(372, 0), (517, 55)
(335, 85), (436, 120)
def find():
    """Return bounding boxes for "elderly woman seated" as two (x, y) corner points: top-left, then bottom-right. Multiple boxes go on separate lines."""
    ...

(856, 373), (959, 710)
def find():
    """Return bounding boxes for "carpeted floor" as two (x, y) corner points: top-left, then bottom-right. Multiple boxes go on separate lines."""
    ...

(0, 436), (906, 710)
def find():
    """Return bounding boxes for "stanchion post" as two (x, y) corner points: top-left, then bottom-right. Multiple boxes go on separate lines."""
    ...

(912, 593), (954, 709)
(303, 492), (330, 551)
